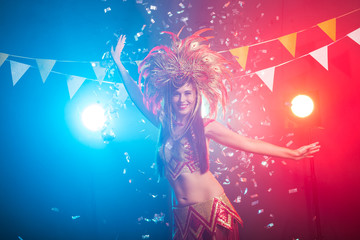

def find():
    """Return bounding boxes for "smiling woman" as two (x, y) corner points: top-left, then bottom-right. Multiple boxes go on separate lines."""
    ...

(171, 81), (197, 121)
(111, 29), (320, 239)
(3, 0), (359, 239)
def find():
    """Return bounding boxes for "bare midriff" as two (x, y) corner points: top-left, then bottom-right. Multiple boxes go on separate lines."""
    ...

(170, 170), (224, 207)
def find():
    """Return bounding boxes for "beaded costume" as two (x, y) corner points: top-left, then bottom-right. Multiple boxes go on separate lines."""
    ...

(161, 119), (213, 181)
(159, 118), (243, 239)
(163, 132), (201, 181)
(173, 194), (242, 240)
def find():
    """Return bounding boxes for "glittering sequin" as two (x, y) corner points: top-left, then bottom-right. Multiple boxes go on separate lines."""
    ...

(163, 135), (201, 181)
(173, 194), (242, 239)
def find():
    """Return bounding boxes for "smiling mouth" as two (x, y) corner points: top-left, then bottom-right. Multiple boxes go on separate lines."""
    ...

(178, 104), (188, 110)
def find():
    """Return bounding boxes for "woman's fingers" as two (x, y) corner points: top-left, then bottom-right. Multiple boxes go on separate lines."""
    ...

(311, 142), (320, 147)
(111, 35), (127, 61)
(114, 35), (126, 53)
(309, 148), (320, 155)
(120, 35), (126, 43)
(118, 35), (126, 45)
(294, 142), (320, 160)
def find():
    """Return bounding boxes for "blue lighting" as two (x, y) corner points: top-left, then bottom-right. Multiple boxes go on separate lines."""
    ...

(81, 104), (106, 131)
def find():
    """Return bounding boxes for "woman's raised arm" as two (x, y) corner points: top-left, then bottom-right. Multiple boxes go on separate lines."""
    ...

(205, 121), (320, 160)
(111, 35), (159, 127)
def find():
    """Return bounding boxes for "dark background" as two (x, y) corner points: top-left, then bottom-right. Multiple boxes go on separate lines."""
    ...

(0, 0), (360, 239)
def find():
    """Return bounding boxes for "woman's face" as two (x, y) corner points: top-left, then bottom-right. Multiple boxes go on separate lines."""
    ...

(171, 82), (196, 118)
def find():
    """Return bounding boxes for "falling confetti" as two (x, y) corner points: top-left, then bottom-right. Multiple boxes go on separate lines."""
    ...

(223, 178), (231, 185)
(240, 177), (247, 182)
(124, 152), (130, 163)
(251, 194), (259, 198)
(101, 128), (116, 143)
(51, 208), (59, 212)
(104, 7), (111, 13)
(289, 188), (298, 194)
(152, 212), (165, 223)
(265, 223), (274, 229)
(223, 1), (231, 8)
(234, 196), (242, 203)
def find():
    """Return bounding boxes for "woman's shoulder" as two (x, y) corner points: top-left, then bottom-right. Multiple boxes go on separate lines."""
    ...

(203, 118), (216, 127)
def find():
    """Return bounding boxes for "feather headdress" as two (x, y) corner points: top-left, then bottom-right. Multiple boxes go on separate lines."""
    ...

(138, 27), (232, 118)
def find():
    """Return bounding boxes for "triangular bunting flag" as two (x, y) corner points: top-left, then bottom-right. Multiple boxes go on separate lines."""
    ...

(10, 60), (31, 86)
(135, 60), (142, 66)
(278, 33), (297, 57)
(114, 83), (129, 104)
(36, 59), (56, 83)
(255, 67), (275, 92)
(91, 62), (106, 85)
(347, 28), (360, 45)
(309, 46), (328, 70)
(318, 18), (336, 41)
(229, 46), (249, 70)
(0, 53), (9, 67)
(67, 75), (86, 99)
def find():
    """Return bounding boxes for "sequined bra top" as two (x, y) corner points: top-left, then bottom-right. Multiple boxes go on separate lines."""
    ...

(161, 132), (201, 181)
(160, 119), (214, 181)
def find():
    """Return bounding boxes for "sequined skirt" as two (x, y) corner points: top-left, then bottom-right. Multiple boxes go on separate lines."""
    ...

(173, 194), (242, 240)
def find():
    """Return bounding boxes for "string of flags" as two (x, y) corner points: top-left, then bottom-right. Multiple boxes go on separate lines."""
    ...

(236, 27), (360, 92)
(0, 8), (359, 99)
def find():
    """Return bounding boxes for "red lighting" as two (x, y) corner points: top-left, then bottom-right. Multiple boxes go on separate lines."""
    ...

(291, 95), (314, 118)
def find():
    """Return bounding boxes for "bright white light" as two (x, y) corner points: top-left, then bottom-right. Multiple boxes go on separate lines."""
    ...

(201, 96), (210, 118)
(81, 104), (106, 131)
(291, 95), (314, 118)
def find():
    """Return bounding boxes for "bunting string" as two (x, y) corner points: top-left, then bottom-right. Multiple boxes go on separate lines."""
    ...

(219, 7), (360, 52)
(0, 7), (359, 98)
(231, 29), (359, 91)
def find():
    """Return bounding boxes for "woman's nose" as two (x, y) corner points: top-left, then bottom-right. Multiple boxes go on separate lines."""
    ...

(179, 94), (185, 102)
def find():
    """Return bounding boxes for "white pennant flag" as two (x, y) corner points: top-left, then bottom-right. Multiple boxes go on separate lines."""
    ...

(114, 83), (129, 104)
(67, 75), (86, 99)
(91, 62), (106, 85)
(309, 46), (328, 70)
(0, 53), (9, 67)
(347, 28), (360, 45)
(10, 60), (31, 86)
(255, 67), (275, 92)
(36, 59), (56, 83)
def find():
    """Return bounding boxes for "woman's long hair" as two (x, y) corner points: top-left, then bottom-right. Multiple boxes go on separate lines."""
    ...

(137, 28), (232, 177)
(156, 81), (209, 177)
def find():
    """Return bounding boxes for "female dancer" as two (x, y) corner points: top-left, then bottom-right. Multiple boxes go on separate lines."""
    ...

(111, 29), (320, 240)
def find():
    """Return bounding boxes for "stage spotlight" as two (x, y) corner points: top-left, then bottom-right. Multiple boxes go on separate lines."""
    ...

(81, 104), (106, 131)
(291, 95), (314, 118)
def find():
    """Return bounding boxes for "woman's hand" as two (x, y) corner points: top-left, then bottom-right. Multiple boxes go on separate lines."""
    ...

(111, 35), (126, 64)
(292, 142), (321, 160)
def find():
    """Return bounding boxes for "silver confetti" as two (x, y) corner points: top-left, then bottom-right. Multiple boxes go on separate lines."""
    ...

(289, 188), (298, 194)
(265, 223), (274, 229)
